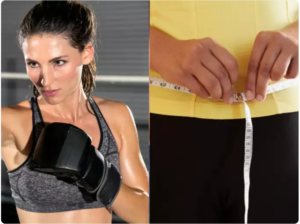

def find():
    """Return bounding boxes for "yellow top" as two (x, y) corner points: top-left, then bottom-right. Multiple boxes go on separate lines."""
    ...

(150, 0), (299, 119)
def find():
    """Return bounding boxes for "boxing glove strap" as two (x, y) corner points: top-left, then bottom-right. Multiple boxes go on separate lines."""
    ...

(96, 163), (122, 207)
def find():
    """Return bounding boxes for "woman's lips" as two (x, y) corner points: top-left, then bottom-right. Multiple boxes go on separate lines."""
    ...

(43, 89), (59, 97)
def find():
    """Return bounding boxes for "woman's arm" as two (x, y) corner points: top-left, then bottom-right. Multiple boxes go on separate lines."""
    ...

(150, 26), (179, 74)
(1, 107), (18, 168)
(110, 103), (149, 223)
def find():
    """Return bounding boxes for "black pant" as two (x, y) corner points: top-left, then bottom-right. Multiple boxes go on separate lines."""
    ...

(150, 112), (298, 223)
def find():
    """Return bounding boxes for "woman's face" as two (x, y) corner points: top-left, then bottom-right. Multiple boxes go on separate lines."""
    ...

(22, 34), (91, 105)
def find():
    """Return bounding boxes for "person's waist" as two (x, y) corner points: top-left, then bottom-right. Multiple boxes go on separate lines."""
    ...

(150, 74), (299, 119)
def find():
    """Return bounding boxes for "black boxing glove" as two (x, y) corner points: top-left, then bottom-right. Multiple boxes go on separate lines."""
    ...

(31, 122), (122, 207)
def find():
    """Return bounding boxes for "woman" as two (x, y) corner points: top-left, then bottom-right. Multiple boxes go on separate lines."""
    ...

(1, 1), (149, 223)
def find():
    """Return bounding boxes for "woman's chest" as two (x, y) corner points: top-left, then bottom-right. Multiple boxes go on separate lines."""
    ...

(8, 112), (119, 208)
(15, 165), (99, 205)
(5, 113), (102, 174)
(10, 122), (102, 206)
(38, 113), (102, 149)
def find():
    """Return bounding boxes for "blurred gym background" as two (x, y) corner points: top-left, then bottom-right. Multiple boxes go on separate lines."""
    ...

(1, 1), (148, 223)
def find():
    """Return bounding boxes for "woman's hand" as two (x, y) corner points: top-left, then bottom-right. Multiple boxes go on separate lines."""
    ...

(246, 21), (299, 101)
(150, 27), (239, 104)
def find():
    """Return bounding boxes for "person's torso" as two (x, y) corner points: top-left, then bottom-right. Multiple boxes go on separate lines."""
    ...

(5, 96), (119, 221)
(150, 0), (299, 119)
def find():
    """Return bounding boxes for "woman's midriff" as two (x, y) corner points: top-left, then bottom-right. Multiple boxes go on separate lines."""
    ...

(16, 207), (112, 223)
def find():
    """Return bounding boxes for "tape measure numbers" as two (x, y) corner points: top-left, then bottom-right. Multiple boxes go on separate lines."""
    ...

(150, 76), (299, 224)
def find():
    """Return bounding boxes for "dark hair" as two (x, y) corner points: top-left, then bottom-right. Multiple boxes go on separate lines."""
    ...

(17, 1), (97, 105)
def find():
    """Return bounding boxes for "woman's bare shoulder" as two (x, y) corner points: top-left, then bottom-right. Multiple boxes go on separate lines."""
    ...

(2, 100), (31, 128)
(91, 96), (134, 151)
(92, 96), (129, 118)
(92, 96), (134, 131)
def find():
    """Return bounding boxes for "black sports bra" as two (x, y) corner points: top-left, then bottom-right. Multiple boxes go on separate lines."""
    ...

(6, 96), (120, 212)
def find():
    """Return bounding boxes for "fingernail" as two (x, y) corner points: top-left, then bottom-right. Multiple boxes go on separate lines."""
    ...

(246, 90), (253, 100)
(256, 94), (264, 102)
(228, 96), (233, 105)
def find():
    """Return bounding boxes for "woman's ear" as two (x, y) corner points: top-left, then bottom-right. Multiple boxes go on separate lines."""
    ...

(82, 42), (94, 65)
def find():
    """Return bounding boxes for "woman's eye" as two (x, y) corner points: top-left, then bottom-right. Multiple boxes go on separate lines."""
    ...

(27, 62), (39, 68)
(55, 60), (66, 66)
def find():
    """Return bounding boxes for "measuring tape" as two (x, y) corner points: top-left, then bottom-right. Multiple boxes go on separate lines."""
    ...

(150, 76), (299, 223)
(150, 77), (298, 103)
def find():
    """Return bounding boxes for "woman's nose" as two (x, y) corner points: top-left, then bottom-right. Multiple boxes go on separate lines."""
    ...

(40, 66), (55, 87)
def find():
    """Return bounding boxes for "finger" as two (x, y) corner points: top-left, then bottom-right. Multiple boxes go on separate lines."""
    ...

(181, 75), (209, 98)
(256, 42), (281, 101)
(209, 41), (239, 84)
(246, 32), (269, 100)
(285, 56), (298, 79)
(192, 64), (222, 100)
(201, 53), (235, 104)
(270, 51), (291, 81)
